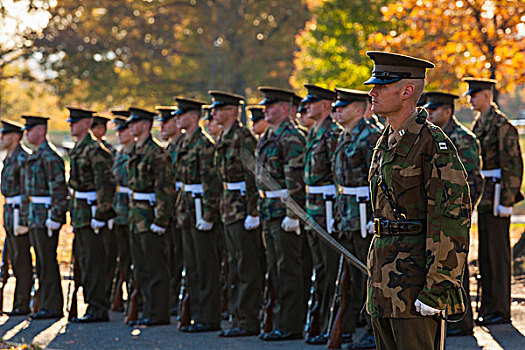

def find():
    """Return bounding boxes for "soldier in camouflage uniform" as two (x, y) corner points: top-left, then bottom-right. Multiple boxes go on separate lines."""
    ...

(1, 119), (32, 316)
(203, 106), (222, 141)
(301, 84), (342, 345)
(247, 105), (269, 138)
(365, 52), (471, 349)
(255, 87), (306, 341)
(331, 89), (380, 348)
(209, 90), (263, 336)
(157, 106), (184, 315)
(110, 112), (133, 309)
(171, 98), (222, 333)
(22, 116), (68, 319)
(126, 107), (175, 326)
(68, 108), (116, 323)
(425, 91), (484, 336)
(463, 78), (524, 326)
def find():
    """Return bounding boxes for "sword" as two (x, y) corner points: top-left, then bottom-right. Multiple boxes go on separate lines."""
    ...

(241, 150), (369, 276)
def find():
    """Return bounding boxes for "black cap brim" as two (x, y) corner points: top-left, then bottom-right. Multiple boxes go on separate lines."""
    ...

(363, 76), (403, 85)
(301, 95), (322, 103)
(423, 102), (442, 109)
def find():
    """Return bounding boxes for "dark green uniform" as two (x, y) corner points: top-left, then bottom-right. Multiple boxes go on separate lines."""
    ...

(2, 143), (32, 313)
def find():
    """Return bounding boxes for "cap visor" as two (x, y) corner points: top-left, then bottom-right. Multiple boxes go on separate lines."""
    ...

(363, 76), (402, 85)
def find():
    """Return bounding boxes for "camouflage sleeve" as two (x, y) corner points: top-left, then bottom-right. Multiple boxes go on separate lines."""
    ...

(498, 122), (524, 206)
(418, 139), (471, 314)
(457, 136), (484, 207)
(152, 149), (176, 228)
(200, 138), (221, 223)
(92, 147), (116, 221)
(242, 130), (259, 217)
(327, 127), (341, 165)
(282, 130), (306, 219)
(44, 153), (69, 223)
(19, 155), (29, 226)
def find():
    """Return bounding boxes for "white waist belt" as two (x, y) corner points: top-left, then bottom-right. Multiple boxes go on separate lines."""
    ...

(224, 181), (246, 192)
(481, 169), (501, 178)
(338, 185), (370, 199)
(306, 185), (336, 196)
(182, 184), (204, 194)
(132, 192), (156, 202)
(117, 186), (131, 195)
(259, 189), (288, 199)
(5, 195), (22, 205)
(29, 196), (52, 205)
(175, 181), (183, 191)
(74, 191), (97, 202)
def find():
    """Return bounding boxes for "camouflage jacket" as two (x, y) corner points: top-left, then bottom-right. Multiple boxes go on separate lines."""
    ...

(442, 115), (484, 207)
(472, 103), (524, 212)
(25, 140), (69, 229)
(127, 135), (175, 233)
(2, 144), (30, 229)
(174, 128), (221, 227)
(255, 119), (305, 221)
(369, 114), (385, 132)
(215, 121), (258, 225)
(367, 109), (471, 318)
(112, 144), (133, 226)
(304, 115), (342, 226)
(69, 133), (116, 229)
(166, 133), (184, 181)
(332, 118), (380, 233)
(101, 139), (116, 156)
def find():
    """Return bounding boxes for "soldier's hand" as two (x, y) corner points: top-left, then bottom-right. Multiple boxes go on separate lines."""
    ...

(281, 217), (300, 235)
(46, 218), (62, 231)
(150, 223), (166, 235)
(414, 299), (441, 316)
(497, 205), (513, 217)
(244, 215), (260, 230)
(15, 225), (29, 236)
(366, 221), (375, 235)
(195, 219), (214, 231)
(91, 218), (106, 231)
(108, 219), (115, 230)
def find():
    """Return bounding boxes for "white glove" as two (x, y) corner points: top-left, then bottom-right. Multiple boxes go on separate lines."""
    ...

(91, 219), (106, 231)
(244, 215), (260, 230)
(108, 219), (114, 230)
(195, 219), (214, 231)
(497, 205), (513, 217)
(281, 216), (300, 235)
(414, 299), (441, 316)
(46, 218), (61, 231)
(15, 225), (29, 236)
(366, 221), (375, 235)
(150, 223), (166, 235)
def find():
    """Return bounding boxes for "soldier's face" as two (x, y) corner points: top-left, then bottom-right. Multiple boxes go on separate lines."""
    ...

(335, 102), (363, 127)
(129, 120), (143, 137)
(211, 106), (234, 126)
(69, 119), (90, 137)
(177, 111), (197, 130)
(264, 102), (288, 125)
(26, 124), (46, 146)
(298, 112), (314, 129)
(305, 100), (328, 121)
(251, 119), (269, 136)
(205, 119), (222, 137)
(368, 83), (403, 115)
(468, 90), (490, 112)
(0, 133), (15, 149)
(91, 124), (107, 140)
(117, 128), (133, 145)
(161, 117), (178, 139)
(427, 105), (451, 128)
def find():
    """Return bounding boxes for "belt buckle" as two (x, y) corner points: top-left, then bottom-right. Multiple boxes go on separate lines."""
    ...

(258, 190), (266, 198)
(374, 218), (381, 237)
(223, 183), (228, 190)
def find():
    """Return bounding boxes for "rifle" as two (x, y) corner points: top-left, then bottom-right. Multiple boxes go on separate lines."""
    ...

(261, 272), (275, 333)
(178, 267), (191, 329)
(111, 267), (124, 312)
(124, 265), (140, 325)
(327, 259), (349, 349)
(220, 256), (229, 318)
(67, 238), (80, 321)
(0, 240), (9, 313)
(304, 269), (321, 339)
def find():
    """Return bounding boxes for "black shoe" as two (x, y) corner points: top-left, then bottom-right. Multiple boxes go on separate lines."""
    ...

(128, 318), (146, 327)
(30, 309), (63, 320)
(221, 310), (231, 320)
(305, 334), (328, 345)
(219, 327), (259, 337)
(7, 308), (30, 316)
(447, 327), (474, 337)
(343, 332), (375, 349)
(170, 307), (178, 316)
(475, 314), (510, 326)
(138, 318), (170, 326)
(260, 330), (303, 341)
(70, 313), (109, 323)
(182, 322), (221, 333)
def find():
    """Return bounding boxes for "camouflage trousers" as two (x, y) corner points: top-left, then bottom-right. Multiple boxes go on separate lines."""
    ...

(372, 316), (443, 350)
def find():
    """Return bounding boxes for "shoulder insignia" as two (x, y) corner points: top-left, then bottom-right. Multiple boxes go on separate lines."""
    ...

(428, 124), (451, 154)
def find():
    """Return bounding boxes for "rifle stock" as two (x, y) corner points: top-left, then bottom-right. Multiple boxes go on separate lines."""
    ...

(327, 261), (349, 349)
(304, 269), (321, 339)
(0, 240), (9, 313)
(125, 282), (140, 324)
(111, 268), (124, 312)
(262, 272), (275, 333)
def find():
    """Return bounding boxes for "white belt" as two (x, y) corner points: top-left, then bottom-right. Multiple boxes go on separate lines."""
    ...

(132, 192), (156, 203)
(74, 191), (97, 202)
(182, 184), (204, 195)
(224, 181), (246, 192)
(29, 196), (52, 205)
(338, 185), (370, 199)
(259, 189), (288, 199)
(481, 169), (501, 179)
(117, 186), (131, 195)
(306, 185), (336, 197)
(175, 181), (183, 191)
(5, 195), (22, 206)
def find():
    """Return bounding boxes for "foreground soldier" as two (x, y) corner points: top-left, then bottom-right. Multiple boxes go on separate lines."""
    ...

(23, 116), (68, 319)
(209, 90), (263, 336)
(127, 107), (175, 326)
(256, 87), (306, 341)
(332, 89), (380, 348)
(68, 108), (116, 322)
(173, 98), (222, 332)
(425, 91), (484, 336)
(365, 52), (471, 349)
(302, 84), (342, 345)
(1, 120), (32, 316)
(464, 77), (524, 326)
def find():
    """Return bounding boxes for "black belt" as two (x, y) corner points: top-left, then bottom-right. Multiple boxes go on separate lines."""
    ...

(374, 218), (426, 237)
